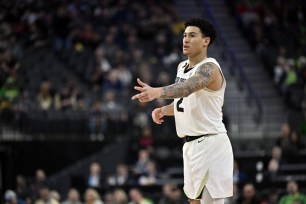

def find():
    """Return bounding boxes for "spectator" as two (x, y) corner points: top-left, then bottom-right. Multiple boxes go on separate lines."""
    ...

(138, 161), (159, 186)
(267, 146), (282, 176)
(15, 175), (31, 202)
(107, 163), (133, 186)
(128, 188), (152, 204)
(279, 180), (306, 204)
(276, 123), (294, 159)
(88, 101), (107, 141)
(158, 184), (186, 204)
(54, 87), (73, 111)
(61, 188), (82, 204)
(0, 49), (20, 80)
(103, 191), (114, 204)
(237, 183), (259, 204)
(35, 187), (59, 204)
(233, 160), (248, 187)
(133, 149), (152, 176)
(84, 188), (103, 204)
(50, 191), (61, 203)
(4, 190), (25, 204)
(87, 162), (103, 188)
(138, 126), (154, 152)
(90, 47), (112, 87)
(291, 131), (305, 151)
(37, 81), (53, 110)
(103, 70), (123, 94)
(113, 188), (128, 204)
(30, 169), (49, 201)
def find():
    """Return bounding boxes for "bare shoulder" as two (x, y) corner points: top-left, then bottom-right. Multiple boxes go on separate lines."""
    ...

(196, 62), (223, 90)
(196, 62), (220, 79)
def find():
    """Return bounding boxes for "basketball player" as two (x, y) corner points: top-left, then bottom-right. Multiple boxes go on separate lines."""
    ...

(132, 18), (233, 204)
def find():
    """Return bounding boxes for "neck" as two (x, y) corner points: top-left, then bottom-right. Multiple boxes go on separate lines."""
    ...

(188, 52), (207, 67)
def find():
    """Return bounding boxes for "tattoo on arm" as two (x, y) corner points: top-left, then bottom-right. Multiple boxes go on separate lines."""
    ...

(160, 62), (216, 99)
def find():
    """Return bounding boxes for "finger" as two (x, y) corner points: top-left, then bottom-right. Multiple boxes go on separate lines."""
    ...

(131, 94), (140, 100)
(134, 86), (145, 91)
(137, 78), (147, 86)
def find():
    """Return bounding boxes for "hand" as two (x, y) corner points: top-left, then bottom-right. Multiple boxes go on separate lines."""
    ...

(152, 108), (164, 124)
(131, 78), (160, 102)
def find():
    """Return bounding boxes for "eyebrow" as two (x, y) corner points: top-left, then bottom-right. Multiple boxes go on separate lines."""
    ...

(184, 32), (198, 35)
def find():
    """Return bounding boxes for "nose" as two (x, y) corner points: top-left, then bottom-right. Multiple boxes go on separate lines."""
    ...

(183, 37), (189, 44)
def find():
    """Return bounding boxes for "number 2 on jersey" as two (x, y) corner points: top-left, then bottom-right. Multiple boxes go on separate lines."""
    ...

(176, 98), (184, 112)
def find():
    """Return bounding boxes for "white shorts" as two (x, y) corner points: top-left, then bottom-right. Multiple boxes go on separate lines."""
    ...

(182, 132), (233, 199)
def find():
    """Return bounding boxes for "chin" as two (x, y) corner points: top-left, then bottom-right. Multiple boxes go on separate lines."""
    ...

(183, 50), (190, 55)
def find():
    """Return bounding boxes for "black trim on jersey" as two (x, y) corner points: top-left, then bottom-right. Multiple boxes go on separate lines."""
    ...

(184, 64), (194, 73)
(182, 62), (188, 68)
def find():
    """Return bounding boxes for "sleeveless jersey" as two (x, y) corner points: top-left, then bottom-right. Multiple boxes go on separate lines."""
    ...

(173, 57), (227, 138)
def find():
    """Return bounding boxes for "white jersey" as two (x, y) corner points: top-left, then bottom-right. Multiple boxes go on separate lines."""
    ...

(174, 57), (227, 138)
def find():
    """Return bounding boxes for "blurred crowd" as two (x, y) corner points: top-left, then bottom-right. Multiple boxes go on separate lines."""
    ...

(226, 0), (306, 141)
(0, 0), (185, 138)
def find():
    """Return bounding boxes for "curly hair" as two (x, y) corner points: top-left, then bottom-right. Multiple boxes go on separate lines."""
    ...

(184, 18), (217, 45)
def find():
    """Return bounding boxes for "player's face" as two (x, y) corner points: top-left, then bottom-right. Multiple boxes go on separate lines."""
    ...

(183, 26), (209, 57)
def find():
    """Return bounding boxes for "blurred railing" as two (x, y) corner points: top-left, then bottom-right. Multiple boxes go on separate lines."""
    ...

(201, 0), (263, 123)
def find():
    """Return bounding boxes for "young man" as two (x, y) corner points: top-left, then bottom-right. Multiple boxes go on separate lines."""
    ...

(132, 18), (233, 204)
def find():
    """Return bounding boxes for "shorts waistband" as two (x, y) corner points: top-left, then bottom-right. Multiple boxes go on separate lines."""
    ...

(183, 134), (214, 143)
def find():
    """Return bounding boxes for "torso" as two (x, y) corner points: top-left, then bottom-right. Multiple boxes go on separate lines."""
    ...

(174, 57), (227, 138)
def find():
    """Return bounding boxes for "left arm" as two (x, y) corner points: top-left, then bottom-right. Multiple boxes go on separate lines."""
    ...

(131, 62), (218, 102)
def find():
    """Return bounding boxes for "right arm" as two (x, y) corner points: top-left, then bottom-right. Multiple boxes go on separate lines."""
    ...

(152, 102), (174, 124)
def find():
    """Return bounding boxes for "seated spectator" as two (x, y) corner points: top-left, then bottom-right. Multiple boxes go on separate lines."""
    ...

(0, 49), (20, 80)
(233, 160), (248, 187)
(237, 183), (259, 204)
(107, 163), (134, 186)
(103, 191), (114, 204)
(37, 81), (53, 110)
(138, 161), (159, 186)
(50, 190), (61, 203)
(90, 47), (111, 88)
(267, 146), (282, 177)
(30, 169), (49, 201)
(88, 101), (107, 141)
(61, 188), (82, 204)
(279, 180), (306, 204)
(128, 188), (153, 204)
(291, 131), (305, 152)
(87, 162), (103, 188)
(132, 149), (152, 176)
(113, 188), (128, 204)
(158, 183), (186, 204)
(54, 86), (73, 110)
(0, 77), (20, 107)
(15, 175), (31, 202)
(276, 123), (296, 160)
(103, 70), (123, 94)
(84, 188), (103, 204)
(138, 126), (154, 152)
(4, 189), (25, 204)
(35, 187), (59, 204)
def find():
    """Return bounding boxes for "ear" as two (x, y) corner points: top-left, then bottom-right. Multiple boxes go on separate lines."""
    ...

(203, 37), (210, 47)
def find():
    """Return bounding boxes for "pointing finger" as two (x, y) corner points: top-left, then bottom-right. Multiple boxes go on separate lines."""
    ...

(137, 78), (147, 86)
